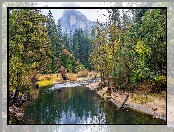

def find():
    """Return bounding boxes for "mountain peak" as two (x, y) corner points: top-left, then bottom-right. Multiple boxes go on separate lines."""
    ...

(60, 9), (96, 34)
(63, 9), (88, 21)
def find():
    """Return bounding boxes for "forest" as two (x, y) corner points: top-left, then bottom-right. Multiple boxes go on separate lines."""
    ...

(9, 7), (166, 94)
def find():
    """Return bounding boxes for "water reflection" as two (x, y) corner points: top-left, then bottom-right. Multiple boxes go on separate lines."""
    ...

(15, 86), (166, 124)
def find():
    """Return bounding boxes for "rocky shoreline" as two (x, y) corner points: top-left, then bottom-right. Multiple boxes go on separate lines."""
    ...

(8, 89), (34, 124)
(86, 82), (166, 121)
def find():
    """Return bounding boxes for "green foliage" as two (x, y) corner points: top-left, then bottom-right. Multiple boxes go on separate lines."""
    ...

(46, 10), (63, 74)
(139, 9), (166, 76)
(78, 64), (86, 71)
(67, 64), (72, 73)
(59, 28), (92, 72)
(9, 9), (52, 90)
(152, 75), (166, 92)
(89, 8), (166, 93)
(72, 28), (92, 69)
(132, 67), (154, 83)
(8, 7), (167, 94)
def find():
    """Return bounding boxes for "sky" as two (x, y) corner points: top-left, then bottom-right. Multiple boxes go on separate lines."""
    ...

(36, 2), (112, 23)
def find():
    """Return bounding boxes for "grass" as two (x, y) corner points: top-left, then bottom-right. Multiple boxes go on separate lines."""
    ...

(131, 93), (154, 104)
(100, 93), (109, 100)
(148, 91), (166, 100)
(37, 74), (61, 88)
(36, 71), (101, 88)
(37, 73), (78, 88)
(130, 80), (166, 103)
(37, 80), (53, 88)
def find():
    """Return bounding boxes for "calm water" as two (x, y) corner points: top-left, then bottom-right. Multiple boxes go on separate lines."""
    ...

(12, 84), (166, 124)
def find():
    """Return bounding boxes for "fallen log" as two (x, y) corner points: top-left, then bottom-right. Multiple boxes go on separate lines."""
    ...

(119, 94), (129, 109)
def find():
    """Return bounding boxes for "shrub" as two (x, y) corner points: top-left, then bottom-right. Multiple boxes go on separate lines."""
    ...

(76, 64), (85, 73)
(68, 64), (73, 73)
(152, 75), (166, 92)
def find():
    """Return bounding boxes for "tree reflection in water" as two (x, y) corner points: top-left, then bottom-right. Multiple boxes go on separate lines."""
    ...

(11, 86), (166, 124)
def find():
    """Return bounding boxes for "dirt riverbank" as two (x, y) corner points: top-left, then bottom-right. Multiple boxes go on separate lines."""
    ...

(86, 82), (166, 121)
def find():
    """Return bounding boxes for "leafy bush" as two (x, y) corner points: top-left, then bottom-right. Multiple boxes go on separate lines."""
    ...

(68, 64), (73, 73)
(76, 64), (86, 72)
(131, 67), (152, 83)
(152, 75), (166, 92)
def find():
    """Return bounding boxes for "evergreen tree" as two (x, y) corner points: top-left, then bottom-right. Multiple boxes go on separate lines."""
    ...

(89, 8), (166, 92)
(9, 9), (52, 90)
(46, 10), (63, 74)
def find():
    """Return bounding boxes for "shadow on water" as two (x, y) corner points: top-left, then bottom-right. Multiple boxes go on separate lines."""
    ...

(11, 81), (166, 124)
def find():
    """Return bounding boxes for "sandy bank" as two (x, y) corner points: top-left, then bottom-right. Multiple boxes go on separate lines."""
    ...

(86, 82), (166, 121)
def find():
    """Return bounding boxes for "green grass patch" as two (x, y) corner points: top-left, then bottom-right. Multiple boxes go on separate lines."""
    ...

(37, 74), (62, 88)
(131, 94), (154, 104)
(37, 80), (53, 88)
(148, 91), (166, 100)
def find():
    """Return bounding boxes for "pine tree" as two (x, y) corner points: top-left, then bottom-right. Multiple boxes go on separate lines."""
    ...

(9, 9), (52, 90)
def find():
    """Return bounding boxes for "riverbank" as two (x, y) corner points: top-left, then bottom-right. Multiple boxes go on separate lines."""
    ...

(37, 71), (99, 86)
(86, 82), (166, 121)
(8, 73), (166, 124)
(36, 72), (166, 121)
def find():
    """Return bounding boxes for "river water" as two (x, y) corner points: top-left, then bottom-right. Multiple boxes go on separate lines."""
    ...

(11, 82), (166, 124)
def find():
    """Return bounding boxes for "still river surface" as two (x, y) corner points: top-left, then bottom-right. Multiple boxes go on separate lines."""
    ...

(12, 82), (166, 124)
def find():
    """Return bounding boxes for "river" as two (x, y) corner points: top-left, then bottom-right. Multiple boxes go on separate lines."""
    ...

(9, 81), (166, 124)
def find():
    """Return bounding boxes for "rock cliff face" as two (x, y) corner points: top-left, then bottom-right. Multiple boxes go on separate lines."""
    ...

(60, 9), (96, 34)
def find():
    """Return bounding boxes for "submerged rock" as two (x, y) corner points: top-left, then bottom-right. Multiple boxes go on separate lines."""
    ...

(54, 88), (61, 92)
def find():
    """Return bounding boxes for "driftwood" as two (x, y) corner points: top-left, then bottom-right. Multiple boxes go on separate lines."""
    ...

(119, 94), (129, 109)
